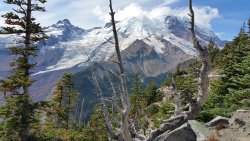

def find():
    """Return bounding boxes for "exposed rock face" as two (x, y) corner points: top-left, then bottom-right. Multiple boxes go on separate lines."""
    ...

(217, 110), (250, 141)
(154, 111), (250, 141)
(154, 120), (210, 141)
(205, 116), (230, 128)
(230, 110), (250, 128)
(0, 16), (224, 103)
(49, 19), (86, 42)
(120, 39), (191, 76)
(189, 120), (211, 141)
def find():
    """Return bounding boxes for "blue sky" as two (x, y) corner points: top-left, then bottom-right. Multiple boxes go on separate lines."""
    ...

(0, 0), (249, 40)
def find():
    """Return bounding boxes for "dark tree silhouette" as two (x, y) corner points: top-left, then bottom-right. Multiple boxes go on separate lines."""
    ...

(0, 0), (47, 140)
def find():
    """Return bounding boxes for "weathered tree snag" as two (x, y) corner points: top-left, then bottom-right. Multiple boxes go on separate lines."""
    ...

(94, 0), (132, 140)
(91, 72), (119, 140)
(109, 0), (132, 139)
(146, 0), (211, 140)
(189, 0), (211, 107)
(169, 81), (182, 117)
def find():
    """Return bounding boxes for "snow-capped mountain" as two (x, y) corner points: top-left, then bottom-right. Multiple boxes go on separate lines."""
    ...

(44, 19), (86, 45)
(0, 15), (225, 101)
(33, 15), (223, 75)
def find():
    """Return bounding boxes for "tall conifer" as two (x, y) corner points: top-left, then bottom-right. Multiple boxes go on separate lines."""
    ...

(0, 0), (47, 140)
(47, 73), (78, 130)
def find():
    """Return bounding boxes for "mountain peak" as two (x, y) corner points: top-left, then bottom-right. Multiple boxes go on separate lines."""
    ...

(56, 19), (72, 27)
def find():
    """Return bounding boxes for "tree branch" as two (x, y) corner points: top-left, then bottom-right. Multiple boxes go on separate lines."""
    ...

(147, 0), (211, 140)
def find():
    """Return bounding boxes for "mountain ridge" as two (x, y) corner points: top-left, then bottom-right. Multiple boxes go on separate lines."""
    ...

(32, 15), (224, 75)
(0, 14), (225, 103)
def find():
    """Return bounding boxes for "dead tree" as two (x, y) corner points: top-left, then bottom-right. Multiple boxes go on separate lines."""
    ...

(92, 0), (132, 140)
(146, 0), (211, 140)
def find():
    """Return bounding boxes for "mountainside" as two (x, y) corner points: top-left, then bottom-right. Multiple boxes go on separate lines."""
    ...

(0, 15), (225, 102)
(33, 15), (224, 75)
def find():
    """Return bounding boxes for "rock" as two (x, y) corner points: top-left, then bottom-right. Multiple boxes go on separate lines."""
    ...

(230, 110), (250, 128)
(205, 116), (230, 128)
(217, 110), (250, 141)
(153, 124), (196, 141)
(153, 120), (210, 141)
(189, 120), (211, 141)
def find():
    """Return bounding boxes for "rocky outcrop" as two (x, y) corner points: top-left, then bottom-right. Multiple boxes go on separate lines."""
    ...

(230, 110), (250, 128)
(205, 116), (230, 128)
(120, 39), (191, 76)
(216, 110), (250, 141)
(154, 111), (250, 141)
(153, 120), (210, 141)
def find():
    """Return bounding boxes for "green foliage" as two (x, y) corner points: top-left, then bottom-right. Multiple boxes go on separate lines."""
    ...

(0, 94), (35, 141)
(49, 73), (79, 129)
(144, 82), (163, 106)
(151, 102), (174, 128)
(31, 73), (92, 140)
(199, 25), (250, 122)
(129, 75), (148, 132)
(0, 0), (47, 140)
(83, 106), (109, 141)
(208, 40), (221, 66)
(170, 59), (199, 94)
(146, 104), (160, 117)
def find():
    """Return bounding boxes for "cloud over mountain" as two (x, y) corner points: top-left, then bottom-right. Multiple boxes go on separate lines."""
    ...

(93, 3), (221, 29)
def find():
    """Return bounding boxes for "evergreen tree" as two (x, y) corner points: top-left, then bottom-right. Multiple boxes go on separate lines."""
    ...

(129, 75), (147, 132)
(199, 26), (250, 122)
(84, 106), (109, 141)
(48, 73), (79, 130)
(0, 0), (47, 140)
(170, 59), (198, 94)
(144, 82), (159, 106)
(36, 73), (81, 140)
(248, 19), (250, 35)
(207, 40), (220, 66)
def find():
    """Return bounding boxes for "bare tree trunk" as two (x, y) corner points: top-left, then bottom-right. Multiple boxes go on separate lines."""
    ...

(189, 0), (210, 107)
(146, 0), (211, 140)
(78, 97), (85, 125)
(97, 0), (132, 140)
(109, 0), (132, 140)
(92, 72), (119, 140)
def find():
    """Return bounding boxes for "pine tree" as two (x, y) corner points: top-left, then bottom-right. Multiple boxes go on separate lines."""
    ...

(207, 40), (220, 66)
(144, 82), (159, 106)
(36, 73), (81, 140)
(129, 75), (146, 132)
(199, 25), (250, 122)
(84, 106), (109, 141)
(0, 0), (47, 140)
(248, 19), (250, 36)
(47, 73), (79, 130)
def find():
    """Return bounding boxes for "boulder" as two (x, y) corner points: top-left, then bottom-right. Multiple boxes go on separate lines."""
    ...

(205, 116), (230, 128)
(230, 110), (250, 128)
(153, 120), (210, 141)
(216, 110), (250, 141)
(189, 120), (211, 141)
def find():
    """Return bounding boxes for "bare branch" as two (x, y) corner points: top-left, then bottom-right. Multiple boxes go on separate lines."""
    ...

(91, 72), (119, 140)
(104, 37), (115, 44)
(208, 74), (226, 78)
(107, 0), (132, 140)
(147, 1), (211, 140)
(102, 97), (123, 114)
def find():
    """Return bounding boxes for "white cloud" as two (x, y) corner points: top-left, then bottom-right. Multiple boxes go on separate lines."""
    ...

(0, 0), (220, 30)
(163, 0), (180, 5)
(93, 3), (221, 29)
(149, 6), (172, 19)
(215, 32), (225, 38)
(172, 6), (221, 29)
